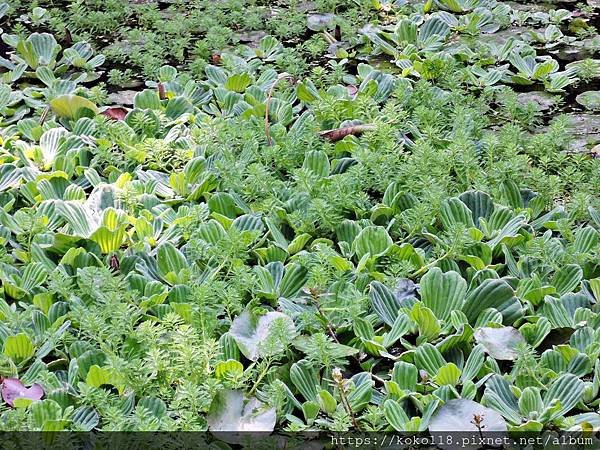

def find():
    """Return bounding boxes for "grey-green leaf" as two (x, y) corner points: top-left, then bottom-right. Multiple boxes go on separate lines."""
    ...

(420, 268), (467, 321)
(229, 310), (296, 361)
(474, 327), (525, 361)
(429, 399), (507, 433)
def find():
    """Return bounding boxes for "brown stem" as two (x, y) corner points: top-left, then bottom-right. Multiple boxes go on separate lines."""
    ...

(319, 124), (376, 142)
(39, 106), (49, 125)
(158, 82), (166, 100)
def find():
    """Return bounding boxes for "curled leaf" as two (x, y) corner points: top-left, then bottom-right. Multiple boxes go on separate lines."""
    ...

(101, 106), (128, 121)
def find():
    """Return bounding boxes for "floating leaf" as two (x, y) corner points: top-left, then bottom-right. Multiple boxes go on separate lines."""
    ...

(229, 310), (296, 361)
(207, 390), (276, 433)
(307, 13), (336, 32)
(420, 268), (466, 321)
(49, 94), (98, 119)
(463, 279), (521, 325)
(1, 378), (44, 407)
(3, 333), (35, 362)
(474, 327), (526, 360)
(370, 281), (402, 326)
(575, 91), (600, 111)
(429, 399), (507, 433)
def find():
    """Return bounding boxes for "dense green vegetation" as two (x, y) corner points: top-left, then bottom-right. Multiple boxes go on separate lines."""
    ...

(0, 0), (599, 437)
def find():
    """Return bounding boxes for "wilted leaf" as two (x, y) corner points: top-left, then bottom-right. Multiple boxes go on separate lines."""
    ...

(429, 399), (507, 433)
(1, 378), (44, 407)
(207, 390), (275, 435)
(474, 327), (526, 360)
(229, 310), (296, 361)
(307, 13), (336, 32)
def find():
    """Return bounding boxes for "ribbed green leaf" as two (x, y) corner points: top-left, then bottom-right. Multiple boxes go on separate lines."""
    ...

(232, 214), (264, 233)
(440, 197), (474, 229)
(49, 94), (98, 119)
(157, 242), (187, 280)
(414, 343), (445, 377)
(347, 373), (373, 410)
(369, 281), (401, 326)
(434, 363), (461, 386)
(383, 313), (411, 348)
(519, 317), (551, 348)
(519, 387), (543, 416)
(482, 375), (521, 424)
(574, 226), (598, 253)
(224, 73), (252, 92)
(409, 302), (441, 341)
(463, 279), (521, 325)
(215, 359), (244, 379)
(552, 264), (583, 296)
(541, 296), (573, 328)
(85, 365), (113, 388)
(29, 399), (62, 430)
(336, 220), (361, 245)
(3, 333), (35, 362)
(461, 344), (484, 382)
(0, 163), (22, 192)
(17, 33), (59, 69)
(487, 213), (528, 249)
(459, 190), (495, 225)
(138, 397), (167, 419)
(20, 262), (48, 292)
(71, 406), (99, 431)
(352, 225), (392, 259)
(290, 360), (319, 402)
(279, 264), (308, 299)
(90, 225), (126, 253)
(38, 127), (70, 169)
(567, 353), (591, 377)
(197, 220), (227, 244)
(542, 373), (584, 421)
(392, 361), (418, 391)
(165, 96), (193, 119)
(134, 89), (161, 110)
(303, 150), (330, 177)
(501, 180), (523, 208)
(288, 233), (311, 254)
(420, 268), (466, 321)
(384, 399), (410, 431)
(56, 201), (96, 237)
(318, 390), (337, 414)
(218, 333), (241, 361)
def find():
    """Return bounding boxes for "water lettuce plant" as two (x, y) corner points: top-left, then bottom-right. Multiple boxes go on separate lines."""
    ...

(0, 0), (598, 439)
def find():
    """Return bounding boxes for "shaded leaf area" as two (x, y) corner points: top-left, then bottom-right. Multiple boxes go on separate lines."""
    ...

(0, 0), (599, 436)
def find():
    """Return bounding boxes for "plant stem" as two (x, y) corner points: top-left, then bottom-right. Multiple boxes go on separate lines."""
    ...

(333, 369), (360, 430)
(248, 358), (271, 396)
(309, 288), (340, 344)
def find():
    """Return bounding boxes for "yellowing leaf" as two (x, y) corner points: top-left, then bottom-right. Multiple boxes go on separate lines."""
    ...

(49, 94), (98, 119)
(3, 333), (35, 362)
